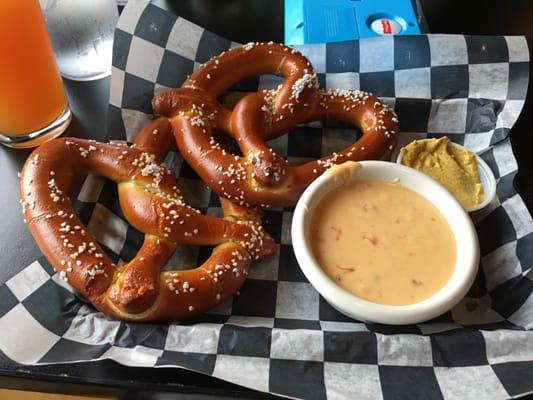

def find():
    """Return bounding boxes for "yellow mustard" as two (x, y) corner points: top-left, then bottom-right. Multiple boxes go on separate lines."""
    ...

(400, 137), (484, 209)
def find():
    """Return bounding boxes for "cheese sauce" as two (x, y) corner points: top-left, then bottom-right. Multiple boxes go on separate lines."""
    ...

(310, 180), (456, 305)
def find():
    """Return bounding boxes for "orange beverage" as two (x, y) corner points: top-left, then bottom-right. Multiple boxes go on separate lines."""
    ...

(0, 0), (71, 148)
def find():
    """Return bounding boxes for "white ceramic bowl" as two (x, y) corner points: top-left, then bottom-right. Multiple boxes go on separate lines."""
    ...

(291, 161), (480, 325)
(396, 140), (496, 213)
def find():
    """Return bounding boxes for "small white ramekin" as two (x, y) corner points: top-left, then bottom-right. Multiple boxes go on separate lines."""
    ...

(396, 139), (496, 213)
(291, 161), (480, 325)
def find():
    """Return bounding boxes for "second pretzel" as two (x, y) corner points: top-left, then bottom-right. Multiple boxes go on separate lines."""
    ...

(153, 42), (398, 207)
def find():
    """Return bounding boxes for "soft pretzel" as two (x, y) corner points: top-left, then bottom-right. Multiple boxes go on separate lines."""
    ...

(19, 118), (275, 322)
(153, 42), (398, 207)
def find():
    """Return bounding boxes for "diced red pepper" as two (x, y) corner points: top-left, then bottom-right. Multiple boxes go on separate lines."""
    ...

(363, 234), (378, 246)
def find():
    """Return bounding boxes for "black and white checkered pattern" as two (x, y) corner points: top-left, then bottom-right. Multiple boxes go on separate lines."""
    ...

(1, 1), (532, 398)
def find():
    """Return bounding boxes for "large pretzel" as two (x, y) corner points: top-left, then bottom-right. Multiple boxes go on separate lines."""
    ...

(19, 119), (275, 321)
(153, 42), (398, 207)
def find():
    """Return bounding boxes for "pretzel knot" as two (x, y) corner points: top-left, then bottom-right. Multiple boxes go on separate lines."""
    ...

(153, 42), (399, 207)
(19, 119), (275, 322)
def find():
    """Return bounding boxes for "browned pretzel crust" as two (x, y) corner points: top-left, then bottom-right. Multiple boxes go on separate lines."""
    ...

(153, 42), (399, 207)
(19, 118), (275, 321)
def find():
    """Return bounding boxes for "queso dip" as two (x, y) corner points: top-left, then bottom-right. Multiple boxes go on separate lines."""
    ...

(310, 180), (456, 305)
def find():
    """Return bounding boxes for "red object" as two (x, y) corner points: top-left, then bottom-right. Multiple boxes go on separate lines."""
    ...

(381, 19), (392, 34)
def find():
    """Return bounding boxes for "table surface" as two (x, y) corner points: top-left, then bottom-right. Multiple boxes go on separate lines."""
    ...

(1, 0), (532, 398)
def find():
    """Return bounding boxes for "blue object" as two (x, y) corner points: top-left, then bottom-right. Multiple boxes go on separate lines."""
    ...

(285, 0), (426, 45)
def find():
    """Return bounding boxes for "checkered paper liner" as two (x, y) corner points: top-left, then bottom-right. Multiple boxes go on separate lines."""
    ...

(1, 1), (533, 399)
